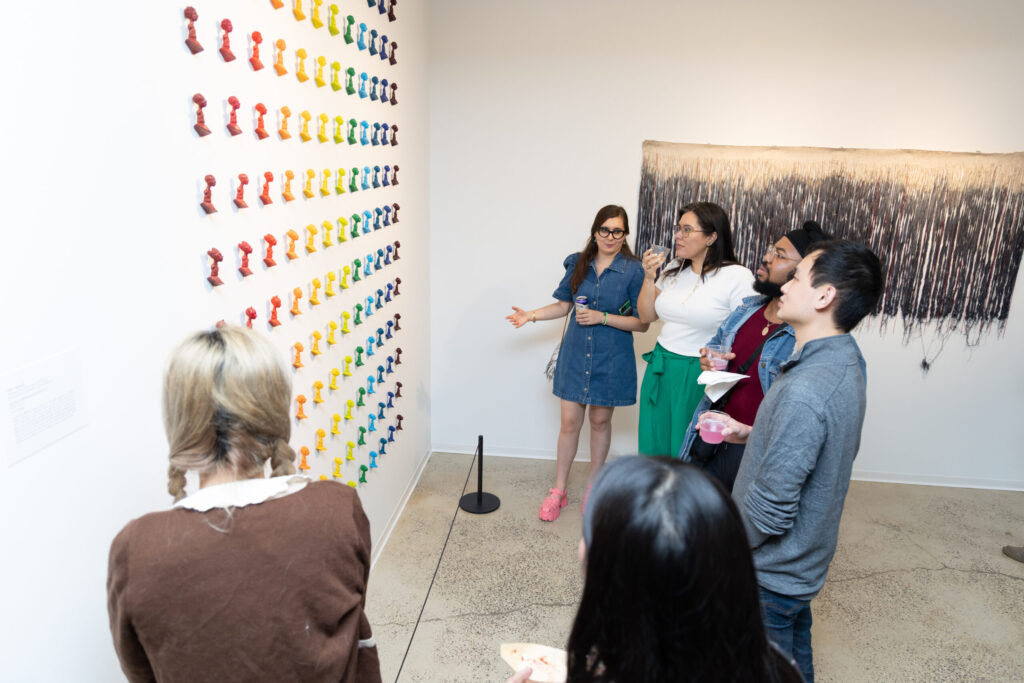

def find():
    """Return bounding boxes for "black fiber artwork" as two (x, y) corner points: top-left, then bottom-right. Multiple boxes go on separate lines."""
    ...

(636, 141), (1024, 341)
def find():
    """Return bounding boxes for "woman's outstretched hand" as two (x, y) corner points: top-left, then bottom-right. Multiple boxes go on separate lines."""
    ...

(506, 306), (532, 328)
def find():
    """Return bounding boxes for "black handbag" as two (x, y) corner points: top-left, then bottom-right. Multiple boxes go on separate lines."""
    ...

(687, 335), (772, 465)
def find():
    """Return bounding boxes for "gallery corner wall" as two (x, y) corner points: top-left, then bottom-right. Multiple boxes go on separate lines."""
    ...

(0, 1), (429, 680)
(427, 0), (1024, 489)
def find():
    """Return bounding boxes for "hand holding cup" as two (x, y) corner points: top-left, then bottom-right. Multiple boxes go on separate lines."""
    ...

(696, 411), (752, 444)
(642, 246), (670, 280)
(574, 308), (603, 326)
(705, 344), (734, 371)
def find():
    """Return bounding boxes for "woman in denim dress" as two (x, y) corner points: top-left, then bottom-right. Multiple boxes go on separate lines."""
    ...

(507, 205), (648, 521)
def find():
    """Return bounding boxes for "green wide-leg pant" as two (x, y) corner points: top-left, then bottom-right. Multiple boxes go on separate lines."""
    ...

(638, 343), (705, 457)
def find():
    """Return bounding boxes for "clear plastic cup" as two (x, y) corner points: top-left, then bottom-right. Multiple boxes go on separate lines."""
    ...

(650, 245), (670, 261)
(706, 344), (731, 371)
(699, 410), (730, 444)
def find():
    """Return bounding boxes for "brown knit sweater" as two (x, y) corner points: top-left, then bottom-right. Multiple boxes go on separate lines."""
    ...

(107, 480), (382, 683)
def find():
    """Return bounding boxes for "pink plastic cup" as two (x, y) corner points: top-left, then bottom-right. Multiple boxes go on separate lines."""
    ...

(706, 344), (731, 371)
(699, 411), (730, 444)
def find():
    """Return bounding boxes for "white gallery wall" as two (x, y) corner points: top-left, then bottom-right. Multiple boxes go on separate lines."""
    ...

(0, 2), (429, 680)
(428, 0), (1024, 489)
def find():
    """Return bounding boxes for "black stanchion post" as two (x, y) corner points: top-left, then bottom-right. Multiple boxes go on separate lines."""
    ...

(459, 434), (500, 514)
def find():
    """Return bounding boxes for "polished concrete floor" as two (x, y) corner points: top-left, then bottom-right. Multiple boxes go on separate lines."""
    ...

(366, 453), (1024, 682)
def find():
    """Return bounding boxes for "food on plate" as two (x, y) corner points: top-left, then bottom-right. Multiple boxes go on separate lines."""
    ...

(500, 643), (567, 683)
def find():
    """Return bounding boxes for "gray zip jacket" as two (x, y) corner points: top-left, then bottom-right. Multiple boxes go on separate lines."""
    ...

(732, 333), (867, 600)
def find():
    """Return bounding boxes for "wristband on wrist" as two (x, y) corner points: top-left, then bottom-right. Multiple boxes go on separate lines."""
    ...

(531, 310), (537, 323)
(602, 312), (608, 326)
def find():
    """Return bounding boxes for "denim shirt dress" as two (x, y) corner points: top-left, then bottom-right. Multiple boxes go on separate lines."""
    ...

(677, 294), (798, 459)
(551, 252), (645, 407)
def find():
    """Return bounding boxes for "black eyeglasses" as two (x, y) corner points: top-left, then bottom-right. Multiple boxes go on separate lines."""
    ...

(596, 228), (627, 239)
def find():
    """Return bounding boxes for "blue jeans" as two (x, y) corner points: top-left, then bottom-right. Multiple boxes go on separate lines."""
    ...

(759, 587), (813, 682)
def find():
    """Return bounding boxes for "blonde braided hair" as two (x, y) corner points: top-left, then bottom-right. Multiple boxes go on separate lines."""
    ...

(163, 326), (294, 502)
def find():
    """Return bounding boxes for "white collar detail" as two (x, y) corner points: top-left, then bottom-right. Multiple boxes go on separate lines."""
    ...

(174, 475), (311, 512)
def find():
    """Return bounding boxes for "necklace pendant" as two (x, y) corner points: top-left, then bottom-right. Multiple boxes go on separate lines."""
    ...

(762, 323), (770, 336)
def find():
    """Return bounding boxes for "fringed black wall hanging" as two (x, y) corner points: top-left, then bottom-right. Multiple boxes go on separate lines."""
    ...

(636, 141), (1024, 345)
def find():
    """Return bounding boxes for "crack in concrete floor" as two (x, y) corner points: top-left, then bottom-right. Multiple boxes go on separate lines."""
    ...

(829, 563), (1024, 584)
(417, 600), (580, 625)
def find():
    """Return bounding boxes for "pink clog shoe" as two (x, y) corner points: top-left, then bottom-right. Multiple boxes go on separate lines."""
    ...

(538, 488), (568, 522)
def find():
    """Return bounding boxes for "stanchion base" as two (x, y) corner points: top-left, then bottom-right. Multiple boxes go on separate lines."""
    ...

(459, 492), (500, 514)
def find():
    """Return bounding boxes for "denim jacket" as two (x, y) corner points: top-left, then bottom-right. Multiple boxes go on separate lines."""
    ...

(677, 295), (796, 460)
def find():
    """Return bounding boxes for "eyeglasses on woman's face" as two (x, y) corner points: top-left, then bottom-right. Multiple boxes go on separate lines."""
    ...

(596, 227), (627, 239)
(675, 225), (704, 238)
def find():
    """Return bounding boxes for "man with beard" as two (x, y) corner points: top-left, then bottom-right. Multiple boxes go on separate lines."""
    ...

(677, 221), (828, 491)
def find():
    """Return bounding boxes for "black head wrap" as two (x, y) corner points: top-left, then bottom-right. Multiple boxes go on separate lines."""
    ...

(785, 220), (829, 257)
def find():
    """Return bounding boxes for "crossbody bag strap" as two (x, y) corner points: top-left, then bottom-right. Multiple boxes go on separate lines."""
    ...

(708, 333), (774, 410)
(734, 333), (773, 376)
(558, 309), (570, 346)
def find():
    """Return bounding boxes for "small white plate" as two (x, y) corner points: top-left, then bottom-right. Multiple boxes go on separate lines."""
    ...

(500, 642), (568, 683)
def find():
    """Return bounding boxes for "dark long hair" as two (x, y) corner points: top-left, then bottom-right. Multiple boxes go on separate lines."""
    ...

(661, 202), (739, 282)
(567, 457), (802, 683)
(568, 205), (636, 295)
